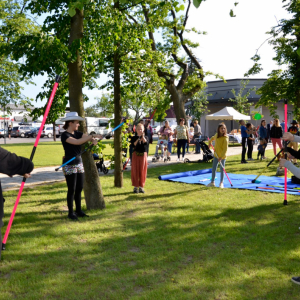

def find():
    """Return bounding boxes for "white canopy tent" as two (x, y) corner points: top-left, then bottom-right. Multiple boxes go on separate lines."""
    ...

(204, 107), (251, 137)
(205, 106), (251, 121)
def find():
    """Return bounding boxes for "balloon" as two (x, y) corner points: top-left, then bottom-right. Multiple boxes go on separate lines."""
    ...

(253, 113), (262, 120)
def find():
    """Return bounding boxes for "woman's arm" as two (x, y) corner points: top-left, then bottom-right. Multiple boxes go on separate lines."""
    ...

(66, 133), (101, 145)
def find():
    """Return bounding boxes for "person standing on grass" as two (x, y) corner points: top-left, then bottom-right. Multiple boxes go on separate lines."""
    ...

(130, 123), (149, 194)
(174, 118), (189, 161)
(288, 120), (299, 164)
(239, 120), (254, 164)
(193, 120), (202, 154)
(207, 123), (229, 188)
(0, 148), (33, 260)
(267, 120), (273, 142)
(279, 131), (300, 285)
(246, 123), (255, 161)
(259, 119), (268, 159)
(270, 118), (283, 158)
(61, 112), (102, 220)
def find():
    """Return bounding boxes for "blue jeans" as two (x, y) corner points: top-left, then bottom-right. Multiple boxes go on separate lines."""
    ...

(211, 157), (226, 183)
(167, 141), (173, 154)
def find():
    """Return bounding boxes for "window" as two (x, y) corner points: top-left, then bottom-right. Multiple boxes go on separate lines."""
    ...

(99, 122), (108, 128)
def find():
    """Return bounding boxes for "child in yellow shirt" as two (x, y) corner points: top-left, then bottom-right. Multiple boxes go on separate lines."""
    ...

(207, 123), (229, 188)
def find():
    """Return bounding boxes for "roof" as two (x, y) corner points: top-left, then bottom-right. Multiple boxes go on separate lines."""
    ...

(205, 106), (251, 121)
(14, 116), (33, 122)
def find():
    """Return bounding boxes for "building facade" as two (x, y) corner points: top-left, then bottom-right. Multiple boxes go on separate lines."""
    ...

(186, 78), (294, 137)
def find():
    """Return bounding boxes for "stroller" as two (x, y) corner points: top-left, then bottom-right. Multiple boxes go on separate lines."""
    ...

(93, 153), (109, 175)
(199, 140), (214, 162)
(184, 139), (214, 163)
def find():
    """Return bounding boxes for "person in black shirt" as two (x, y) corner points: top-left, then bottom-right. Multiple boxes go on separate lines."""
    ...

(60, 112), (102, 220)
(0, 148), (33, 260)
(8, 125), (12, 140)
(130, 123), (149, 193)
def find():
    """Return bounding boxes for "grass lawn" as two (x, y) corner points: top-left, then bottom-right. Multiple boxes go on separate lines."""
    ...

(0, 141), (161, 167)
(1, 152), (300, 299)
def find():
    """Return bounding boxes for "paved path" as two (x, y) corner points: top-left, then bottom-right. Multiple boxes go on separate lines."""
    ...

(0, 143), (267, 191)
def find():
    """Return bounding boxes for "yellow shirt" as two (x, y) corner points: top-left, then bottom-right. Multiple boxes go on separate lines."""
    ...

(209, 134), (229, 159)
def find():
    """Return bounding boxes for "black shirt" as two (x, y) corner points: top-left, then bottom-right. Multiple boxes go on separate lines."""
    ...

(61, 131), (84, 165)
(130, 136), (149, 153)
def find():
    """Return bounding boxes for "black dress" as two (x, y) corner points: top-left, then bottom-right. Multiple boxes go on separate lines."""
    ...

(0, 147), (34, 259)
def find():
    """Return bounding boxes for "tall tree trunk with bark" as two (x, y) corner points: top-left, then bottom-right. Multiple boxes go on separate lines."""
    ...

(113, 1), (123, 188)
(68, 8), (105, 209)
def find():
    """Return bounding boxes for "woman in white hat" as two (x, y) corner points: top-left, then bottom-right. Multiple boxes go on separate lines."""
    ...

(60, 112), (102, 220)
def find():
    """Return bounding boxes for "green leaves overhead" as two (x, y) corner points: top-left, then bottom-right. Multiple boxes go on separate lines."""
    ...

(193, 0), (203, 9)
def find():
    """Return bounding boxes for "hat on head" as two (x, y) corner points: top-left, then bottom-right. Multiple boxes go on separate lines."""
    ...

(291, 120), (298, 125)
(60, 112), (85, 122)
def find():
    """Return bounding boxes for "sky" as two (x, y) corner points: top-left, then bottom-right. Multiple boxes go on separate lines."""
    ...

(20, 0), (290, 108)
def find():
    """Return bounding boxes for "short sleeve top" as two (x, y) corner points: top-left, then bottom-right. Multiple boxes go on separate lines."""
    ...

(176, 125), (188, 140)
(241, 125), (248, 138)
(61, 131), (84, 165)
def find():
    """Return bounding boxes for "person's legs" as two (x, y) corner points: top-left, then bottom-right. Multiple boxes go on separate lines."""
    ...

(241, 137), (247, 162)
(186, 142), (189, 153)
(220, 159), (226, 183)
(138, 153), (148, 188)
(247, 140), (253, 159)
(74, 173), (84, 214)
(196, 141), (201, 153)
(131, 152), (139, 188)
(155, 143), (160, 156)
(65, 173), (77, 215)
(276, 138), (283, 150)
(271, 138), (277, 155)
(160, 143), (164, 158)
(182, 140), (187, 158)
(177, 139), (182, 158)
(167, 142), (173, 156)
(211, 157), (218, 183)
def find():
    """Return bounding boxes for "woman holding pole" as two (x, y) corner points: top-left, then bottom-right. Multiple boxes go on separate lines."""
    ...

(60, 112), (102, 220)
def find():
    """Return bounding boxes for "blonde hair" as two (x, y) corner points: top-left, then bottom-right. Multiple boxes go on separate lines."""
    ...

(274, 119), (280, 127)
(136, 124), (144, 131)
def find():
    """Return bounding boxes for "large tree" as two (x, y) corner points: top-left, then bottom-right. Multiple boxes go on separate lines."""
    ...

(245, 0), (300, 119)
(0, 0), (37, 112)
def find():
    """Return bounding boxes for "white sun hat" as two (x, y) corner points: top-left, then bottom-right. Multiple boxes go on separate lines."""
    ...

(60, 112), (85, 122)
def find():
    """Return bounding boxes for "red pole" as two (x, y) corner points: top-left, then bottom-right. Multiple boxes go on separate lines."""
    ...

(283, 99), (288, 205)
(2, 75), (61, 250)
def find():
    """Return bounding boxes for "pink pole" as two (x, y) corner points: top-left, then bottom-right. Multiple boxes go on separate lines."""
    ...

(284, 99), (288, 205)
(2, 76), (61, 249)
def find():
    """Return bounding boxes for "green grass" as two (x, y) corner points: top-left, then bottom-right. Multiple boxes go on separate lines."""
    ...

(0, 141), (161, 167)
(1, 152), (300, 299)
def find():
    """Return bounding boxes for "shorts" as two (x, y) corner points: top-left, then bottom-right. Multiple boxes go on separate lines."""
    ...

(63, 163), (84, 176)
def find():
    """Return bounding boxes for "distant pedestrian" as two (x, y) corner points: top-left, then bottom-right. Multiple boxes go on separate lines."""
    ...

(267, 120), (273, 142)
(174, 118), (189, 161)
(246, 123), (255, 160)
(270, 118), (283, 157)
(8, 125), (12, 139)
(259, 119), (268, 159)
(193, 120), (202, 154)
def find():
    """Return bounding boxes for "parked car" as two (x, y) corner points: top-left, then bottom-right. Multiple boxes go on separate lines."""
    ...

(41, 126), (60, 138)
(0, 129), (8, 138)
(153, 125), (161, 134)
(25, 127), (40, 138)
(11, 126), (34, 138)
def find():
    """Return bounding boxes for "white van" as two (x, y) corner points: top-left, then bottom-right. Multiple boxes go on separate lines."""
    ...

(85, 117), (113, 139)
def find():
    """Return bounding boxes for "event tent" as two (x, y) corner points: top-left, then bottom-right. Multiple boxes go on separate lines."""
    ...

(205, 106), (251, 121)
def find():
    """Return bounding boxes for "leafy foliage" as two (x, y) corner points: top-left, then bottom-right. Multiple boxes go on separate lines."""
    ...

(229, 80), (256, 116)
(245, 0), (300, 119)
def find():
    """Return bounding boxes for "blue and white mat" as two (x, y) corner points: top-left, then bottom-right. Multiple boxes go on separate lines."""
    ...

(158, 169), (300, 195)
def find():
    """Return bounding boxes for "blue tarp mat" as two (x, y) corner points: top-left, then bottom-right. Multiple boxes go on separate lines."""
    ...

(158, 169), (300, 195)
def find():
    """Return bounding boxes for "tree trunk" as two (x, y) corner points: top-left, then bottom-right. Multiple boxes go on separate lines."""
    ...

(68, 8), (105, 209)
(113, 0), (123, 188)
(52, 121), (56, 142)
(168, 86), (187, 124)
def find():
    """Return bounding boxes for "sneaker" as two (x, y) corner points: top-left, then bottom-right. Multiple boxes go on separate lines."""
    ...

(241, 161), (248, 164)
(291, 277), (300, 285)
(247, 158), (254, 161)
(219, 183), (224, 188)
(133, 187), (139, 193)
(176, 158), (180, 162)
(207, 182), (215, 187)
(181, 157), (184, 161)
(68, 213), (78, 221)
(139, 187), (145, 193)
(76, 211), (89, 217)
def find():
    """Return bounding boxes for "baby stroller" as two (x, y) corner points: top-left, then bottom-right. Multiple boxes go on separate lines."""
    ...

(199, 141), (214, 162)
(184, 140), (214, 163)
(93, 154), (109, 175)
